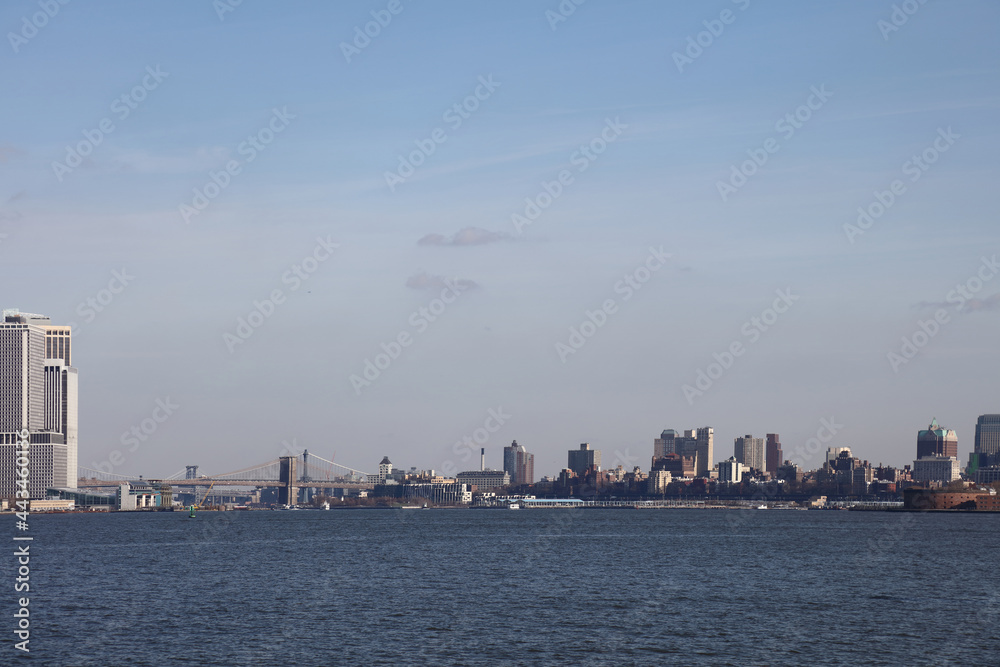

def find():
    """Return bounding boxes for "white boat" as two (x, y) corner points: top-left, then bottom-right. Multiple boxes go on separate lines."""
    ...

(508, 503), (520, 510)
(756, 504), (768, 510)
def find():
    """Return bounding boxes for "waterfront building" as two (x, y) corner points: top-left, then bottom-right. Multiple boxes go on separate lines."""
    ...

(456, 469), (510, 491)
(916, 418), (958, 459)
(912, 456), (961, 485)
(647, 469), (671, 494)
(367, 456), (395, 485)
(734, 435), (765, 473)
(568, 443), (600, 475)
(0, 310), (78, 497)
(765, 434), (782, 475)
(503, 440), (534, 486)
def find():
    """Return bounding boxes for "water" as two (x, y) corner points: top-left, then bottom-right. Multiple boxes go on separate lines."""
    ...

(8, 509), (1000, 665)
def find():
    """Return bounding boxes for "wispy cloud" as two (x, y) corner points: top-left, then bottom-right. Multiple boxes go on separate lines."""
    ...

(405, 271), (479, 291)
(418, 226), (511, 247)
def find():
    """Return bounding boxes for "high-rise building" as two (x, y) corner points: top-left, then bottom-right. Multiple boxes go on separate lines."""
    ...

(974, 414), (1000, 467)
(503, 440), (535, 486)
(916, 418), (958, 459)
(696, 427), (713, 478)
(0, 310), (78, 497)
(568, 443), (600, 475)
(718, 456), (745, 484)
(653, 427), (713, 477)
(734, 435), (765, 473)
(653, 429), (677, 458)
(766, 433), (782, 474)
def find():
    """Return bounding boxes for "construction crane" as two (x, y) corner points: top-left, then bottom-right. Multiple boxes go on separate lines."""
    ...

(195, 481), (216, 509)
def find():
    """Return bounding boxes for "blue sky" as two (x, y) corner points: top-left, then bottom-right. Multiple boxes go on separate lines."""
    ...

(2, 0), (998, 478)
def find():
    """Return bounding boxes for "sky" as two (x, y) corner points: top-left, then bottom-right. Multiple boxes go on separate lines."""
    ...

(2, 0), (998, 479)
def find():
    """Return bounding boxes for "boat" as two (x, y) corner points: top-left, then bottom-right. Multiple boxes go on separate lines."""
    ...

(508, 502), (520, 510)
(756, 504), (768, 510)
(321, 501), (330, 510)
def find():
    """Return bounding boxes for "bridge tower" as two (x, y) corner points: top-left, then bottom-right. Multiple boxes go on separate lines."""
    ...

(278, 456), (299, 505)
(185, 466), (198, 479)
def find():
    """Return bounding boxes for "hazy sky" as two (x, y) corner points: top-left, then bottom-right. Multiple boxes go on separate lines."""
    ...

(2, 0), (998, 479)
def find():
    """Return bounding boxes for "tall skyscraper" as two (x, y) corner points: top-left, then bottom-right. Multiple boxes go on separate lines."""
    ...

(916, 419), (958, 459)
(974, 414), (1000, 467)
(568, 443), (600, 475)
(734, 435), (765, 473)
(696, 427), (713, 478)
(503, 440), (534, 486)
(653, 429), (677, 458)
(0, 310), (78, 497)
(766, 433), (782, 474)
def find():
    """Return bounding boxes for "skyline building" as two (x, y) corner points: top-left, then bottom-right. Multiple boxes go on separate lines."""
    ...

(734, 435), (765, 473)
(916, 418), (958, 459)
(974, 414), (1000, 468)
(503, 440), (534, 486)
(0, 310), (78, 497)
(766, 433), (782, 474)
(653, 426), (713, 477)
(568, 442), (600, 475)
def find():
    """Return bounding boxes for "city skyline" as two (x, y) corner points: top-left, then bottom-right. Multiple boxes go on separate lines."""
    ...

(2, 1), (997, 480)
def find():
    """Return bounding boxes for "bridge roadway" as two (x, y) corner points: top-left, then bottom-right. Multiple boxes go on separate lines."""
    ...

(78, 479), (372, 490)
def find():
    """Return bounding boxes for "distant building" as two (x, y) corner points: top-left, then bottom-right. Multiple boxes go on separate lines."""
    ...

(456, 469), (510, 491)
(653, 426), (713, 477)
(652, 453), (695, 478)
(647, 469), (672, 494)
(912, 456), (961, 485)
(734, 435), (765, 473)
(765, 434), (782, 475)
(568, 443), (600, 475)
(718, 456), (745, 484)
(972, 414), (1000, 470)
(826, 447), (852, 467)
(503, 440), (534, 486)
(917, 418), (958, 459)
(367, 456), (394, 485)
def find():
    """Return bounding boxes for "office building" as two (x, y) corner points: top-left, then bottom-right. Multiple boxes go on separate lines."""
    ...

(456, 469), (510, 491)
(653, 426), (713, 477)
(503, 440), (534, 486)
(734, 435), (765, 473)
(916, 418), (958, 459)
(974, 414), (1000, 468)
(912, 456), (961, 485)
(568, 443), (600, 475)
(766, 434), (782, 475)
(0, 310), (78, 497)
(718, 456), (745, 484)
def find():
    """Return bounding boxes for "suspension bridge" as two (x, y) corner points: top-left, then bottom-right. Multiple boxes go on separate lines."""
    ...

(77, 451), (371, 492)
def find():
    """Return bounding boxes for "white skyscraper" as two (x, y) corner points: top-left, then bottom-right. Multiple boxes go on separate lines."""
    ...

(0, 310), (78, 497)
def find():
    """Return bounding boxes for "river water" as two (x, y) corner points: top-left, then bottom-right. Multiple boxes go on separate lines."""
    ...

(9, 508), (1000, 665)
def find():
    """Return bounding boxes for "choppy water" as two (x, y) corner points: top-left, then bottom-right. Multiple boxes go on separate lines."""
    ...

(7, 509), (1000, 665)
